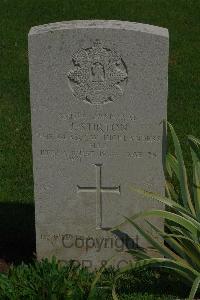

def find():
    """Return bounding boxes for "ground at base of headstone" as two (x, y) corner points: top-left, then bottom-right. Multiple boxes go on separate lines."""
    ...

(0, 259), (10, 273)
(0, 258), (195, 299)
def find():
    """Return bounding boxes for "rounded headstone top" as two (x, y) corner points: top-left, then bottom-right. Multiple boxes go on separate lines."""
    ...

(29, 20), (169, 38)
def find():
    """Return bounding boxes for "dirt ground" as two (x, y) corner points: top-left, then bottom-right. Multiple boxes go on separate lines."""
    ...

(0, 259), (10, 273)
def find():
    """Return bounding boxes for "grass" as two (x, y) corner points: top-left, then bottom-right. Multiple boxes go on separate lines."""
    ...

(0, 258), (192, 299)
(0, 1), (199, 298)
(0, 0), (199, 203)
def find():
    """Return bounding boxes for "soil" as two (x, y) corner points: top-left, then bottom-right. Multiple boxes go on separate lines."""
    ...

(0, 258), (10, 273)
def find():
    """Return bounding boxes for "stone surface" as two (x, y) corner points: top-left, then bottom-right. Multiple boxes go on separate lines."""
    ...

(29, 20), (169, 269)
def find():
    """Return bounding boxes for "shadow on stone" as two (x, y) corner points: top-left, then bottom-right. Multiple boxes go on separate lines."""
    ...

(104, 228), (140, 250)
(0, 202), (36, 264)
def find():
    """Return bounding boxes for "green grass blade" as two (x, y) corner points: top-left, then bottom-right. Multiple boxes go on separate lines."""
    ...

(145, 221), (191, 264)
(188, 135), (200, 161)
(188, 276), (200, 300)
(114, 258), (198, 298)
(148, 222), (200, 270)
(112, 282), (120, 300)
(124, 217), (176, 260)
(130, 186), (192, 216)
(111, 206), (198, 239)
(168, 122), (195, 216)
(188, 135), (200, 220)
(164, 223), (197, 262)
(165, 223), (185, 235)
(176, 211), (200, 232)
(163, 223), (200, 270)
(165, 181), (178, 202)
(118, 258), (199, 279)
(166, 152), (179, 179)
(179, 239), (200, 270)
(162, 233), (199, 245)
(129, 209), (199, 238)
(127, 249), (151, 260)
(193, 164), (200, 218)
(88, 256), (114, 299)
(164, 237), (191, 264)
(166, 152), (173, 178)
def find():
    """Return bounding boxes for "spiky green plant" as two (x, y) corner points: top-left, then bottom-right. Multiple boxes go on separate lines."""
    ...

(0, 257), (112, 300)
(112, 122), (200, 300)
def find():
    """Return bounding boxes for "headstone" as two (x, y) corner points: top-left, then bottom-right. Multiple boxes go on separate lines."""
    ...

(29, 20), (169, 269)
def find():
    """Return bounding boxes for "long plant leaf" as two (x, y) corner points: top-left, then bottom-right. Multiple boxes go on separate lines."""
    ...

(124, 217), (177, 260)
(127, 249), (151, 261)
(176, 211), (200, 233)
(88, 256), (114, 299)
(128, 209), (199, 238)
(178, 239), (200, 271)
(168, 122), (195, 216)
(145, 221), (192, 264)
(118, 258), (199, 280)
(165, 180), (178, 202)
(164, 223), (198, 263)
(188, 276), (200, 300)
(130, 186), (192, 217)
(112, 283), (120, 300)
(188, 135), (200, 161)
(166, 152), (179, 179)
(188, 135), (200, 221)
(193, 163), (200, 218)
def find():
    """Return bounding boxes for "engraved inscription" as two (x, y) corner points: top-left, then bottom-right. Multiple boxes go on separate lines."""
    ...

(40, 149), (158, 161)
(77, 164), (120, 229)
(37, 111), (161, 162)
(68, 40), (128, 104)
(40, 233), (139, 253)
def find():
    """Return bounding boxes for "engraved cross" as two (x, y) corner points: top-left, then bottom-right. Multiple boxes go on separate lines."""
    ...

(77, 164), (121, 229)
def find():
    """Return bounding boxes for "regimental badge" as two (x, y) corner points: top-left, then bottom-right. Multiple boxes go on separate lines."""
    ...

(68, 40), (128, 105)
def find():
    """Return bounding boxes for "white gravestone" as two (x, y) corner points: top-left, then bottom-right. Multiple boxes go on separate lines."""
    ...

(29, 20), (169, 269)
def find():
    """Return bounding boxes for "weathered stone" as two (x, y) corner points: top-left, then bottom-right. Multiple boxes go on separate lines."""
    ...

(29, 20), (169, 269)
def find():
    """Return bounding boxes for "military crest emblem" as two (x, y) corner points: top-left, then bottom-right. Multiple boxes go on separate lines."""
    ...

(68, 40), (128, 105)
